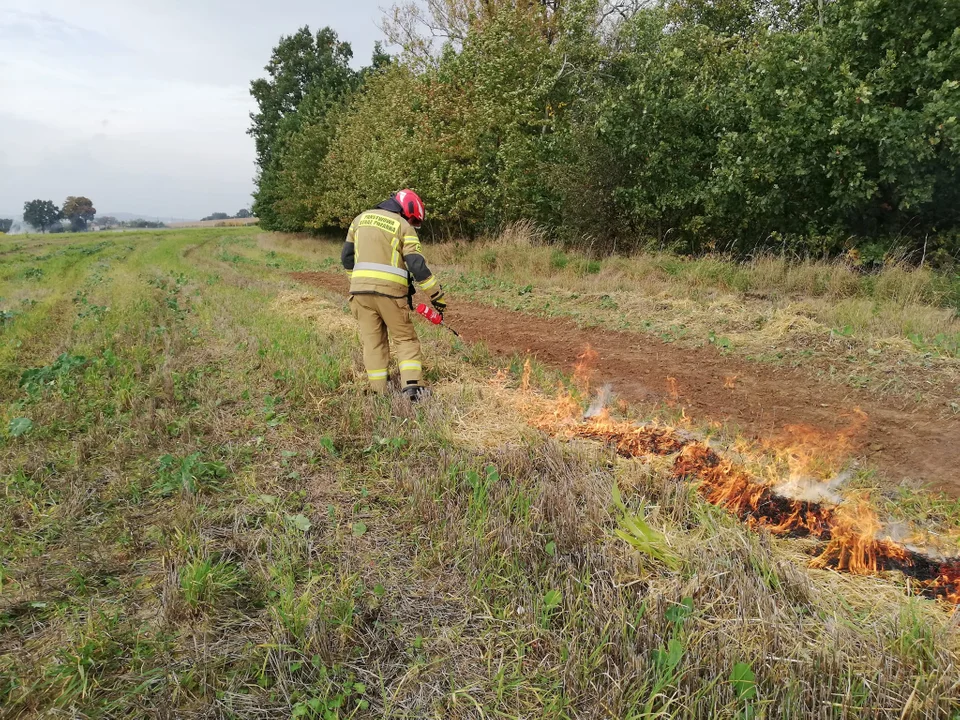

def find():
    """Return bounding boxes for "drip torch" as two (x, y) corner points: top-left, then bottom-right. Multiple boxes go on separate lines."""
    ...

(416, 303), (460, 338)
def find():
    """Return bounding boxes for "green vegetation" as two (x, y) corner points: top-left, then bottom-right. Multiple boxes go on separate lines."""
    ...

(2, 226), (958, 717)
(61, 197), (96, 233)
(264, 228), (960, 409)
(250, 0), (960, 263)
(21, 200), (61, 234)
(21, 197), (100, 234)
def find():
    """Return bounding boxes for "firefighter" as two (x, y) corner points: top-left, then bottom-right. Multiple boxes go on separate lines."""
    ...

(341, 189), (446, 401)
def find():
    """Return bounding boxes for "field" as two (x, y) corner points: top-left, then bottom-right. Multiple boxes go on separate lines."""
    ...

(167, 219), (261, 229)
(1, 227), (959, 718)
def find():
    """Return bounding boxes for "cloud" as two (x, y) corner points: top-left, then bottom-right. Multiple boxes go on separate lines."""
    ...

(0, 0), (390, 218)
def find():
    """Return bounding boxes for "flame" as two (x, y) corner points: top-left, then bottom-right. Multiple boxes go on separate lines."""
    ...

(773, 409), (868, 483)
(512, 348), (960, 606)
(520, 357), (532, 393)
(573, 345), (598, 393)
(930, 565), (960, 605)
(673, 444), (834, 539)
(666, 376), (680, 402)
(810, 501), (911, 574)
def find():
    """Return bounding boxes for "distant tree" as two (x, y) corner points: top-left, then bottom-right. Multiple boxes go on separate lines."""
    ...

(202, 212), (231, 221)
(23, 200), (62, 233)
(235, 208), (252, 218)
(96, 216), (119, 228)
(0, 218), (12, 233)
(62, 196), (97, 232)
(124, 219), (166, 229)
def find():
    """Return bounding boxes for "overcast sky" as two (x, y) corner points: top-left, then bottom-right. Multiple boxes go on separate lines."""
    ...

(0, 0), (388, 220)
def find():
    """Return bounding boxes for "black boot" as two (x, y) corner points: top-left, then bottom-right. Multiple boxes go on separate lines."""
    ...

(401, 385), (431, 402)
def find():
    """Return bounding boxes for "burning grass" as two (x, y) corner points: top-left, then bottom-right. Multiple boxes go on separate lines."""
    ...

(517, 349), (960, 606)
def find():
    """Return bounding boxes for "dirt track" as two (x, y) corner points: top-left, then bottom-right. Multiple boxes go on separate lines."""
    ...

(293, 272), (960, 496)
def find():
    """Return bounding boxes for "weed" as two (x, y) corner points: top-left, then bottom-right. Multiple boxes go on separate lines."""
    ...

(151, 452), (228, 496)
(7, 417), (33, 437)
(612, 484), (682, 570)
(179, 555), (243, 611)
(708, 330), (732, 350)
(540, 589), (562, 628)
(578, 259), (602, 275)
(550, 249), (569, 270)
(3, 227), (957, 719)
(20, 353), (89, 395)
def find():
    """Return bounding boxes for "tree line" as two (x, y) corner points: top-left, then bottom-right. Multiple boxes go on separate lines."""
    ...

(1, 199), (170, 234)
(202, 209), (252, 222)
(250, 0), (959, 265)
(18, 197), (96, 233)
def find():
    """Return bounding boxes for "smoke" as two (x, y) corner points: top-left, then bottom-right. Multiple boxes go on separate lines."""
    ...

(6, 220), (37, 235)
(773, 470), (852, 505)
(584, 383), (613, 419)
(881, 521), (954, 562)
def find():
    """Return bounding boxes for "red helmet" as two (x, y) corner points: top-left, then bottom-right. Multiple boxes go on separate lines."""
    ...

(395, 188), (425, 228)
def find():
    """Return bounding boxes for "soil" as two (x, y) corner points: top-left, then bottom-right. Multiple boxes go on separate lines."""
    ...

(292, 272), (960, 496)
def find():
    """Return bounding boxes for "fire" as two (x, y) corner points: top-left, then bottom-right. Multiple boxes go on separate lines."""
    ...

(513, 347), (960, 606)
(773, 410), (869, 484)
(573, 345), (598, 392)
(809, 501), (911, 574)
(930, 566), (960, 605)
(666, 376), (680, 402)
(673, 444), (834, 539)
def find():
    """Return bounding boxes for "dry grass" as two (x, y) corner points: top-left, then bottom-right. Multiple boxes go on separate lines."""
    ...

(3, 227), (959, 719)
(168, 217), (260, 229)
(270, 289), (356, 333)
(420, 230), (960, 409)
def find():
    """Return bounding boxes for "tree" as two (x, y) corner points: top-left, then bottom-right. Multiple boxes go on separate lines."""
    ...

(96, 216), (119, 228)
(202, 212), (231, 221)
(248, 0), (960, 259)
(62, 196), (97, 232)
(248, 26), (357, 171)
(249, 27), (368, 231)
(23, 200), (62, 233)
(235, 209), (252, 218)
(0, 218), (12, 233)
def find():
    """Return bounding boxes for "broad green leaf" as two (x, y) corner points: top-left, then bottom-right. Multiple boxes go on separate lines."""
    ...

(543, 589), (562, 610)
(287, 514), (312, 532)
(665, 597), (694, 625)
(8, 417), (33, 437)
(730, 661), (757, 702)
(654, 638), (684, 673)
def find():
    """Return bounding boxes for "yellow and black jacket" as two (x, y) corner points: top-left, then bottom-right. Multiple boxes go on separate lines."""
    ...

(341, 208), (440, 300)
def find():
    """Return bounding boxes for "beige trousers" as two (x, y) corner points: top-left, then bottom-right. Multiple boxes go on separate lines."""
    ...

(349, 294), (423, 393)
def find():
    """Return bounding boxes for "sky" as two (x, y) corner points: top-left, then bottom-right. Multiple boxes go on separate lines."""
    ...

(0, 0), (388, 220)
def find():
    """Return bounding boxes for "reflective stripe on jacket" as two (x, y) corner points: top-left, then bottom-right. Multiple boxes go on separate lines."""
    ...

(342, 209), (439, 298)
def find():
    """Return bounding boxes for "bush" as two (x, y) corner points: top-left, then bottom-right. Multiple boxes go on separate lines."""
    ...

(250, 0), (960, 262)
